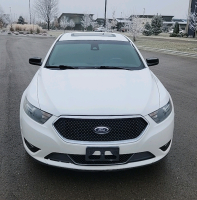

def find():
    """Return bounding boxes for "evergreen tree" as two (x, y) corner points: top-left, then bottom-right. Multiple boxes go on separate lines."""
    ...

(151, 14), (163, 35)
(17, 16), (25, 24)
(143, 22), (152, 36)
(162, 24), (169, 33)
(173, 22), (179, 34)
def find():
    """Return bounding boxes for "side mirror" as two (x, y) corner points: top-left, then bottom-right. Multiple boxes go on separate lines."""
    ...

(146, 58), (159, 66)
(29, 57), (42, 66)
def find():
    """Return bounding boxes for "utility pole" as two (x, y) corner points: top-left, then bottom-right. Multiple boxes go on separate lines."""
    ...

(104, 0), (107, 28)
(143, 8), (145, 16)
(29, 0), (31, 24)
(9, 7), (12, 28)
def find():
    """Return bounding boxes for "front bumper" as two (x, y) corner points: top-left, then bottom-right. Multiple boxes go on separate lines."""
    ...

(20, 99), (174, 171)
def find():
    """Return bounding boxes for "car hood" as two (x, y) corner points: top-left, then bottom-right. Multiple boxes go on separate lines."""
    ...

(37, 68), (160, 116)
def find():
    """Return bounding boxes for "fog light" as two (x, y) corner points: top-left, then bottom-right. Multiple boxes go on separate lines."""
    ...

(24, 138), (40, 153)
(160, 140), (171, 151)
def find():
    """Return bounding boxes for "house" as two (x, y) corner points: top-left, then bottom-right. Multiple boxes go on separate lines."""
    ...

(116, 15), (174, 31)
(95, 18), (113, 26)
(58, 13), (94, 30)
(163, 19), (187, 30)
(129, 15), (174, 22)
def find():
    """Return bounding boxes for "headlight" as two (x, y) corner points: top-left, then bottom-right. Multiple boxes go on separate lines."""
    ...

(149, 100), (172, 123)
(23, 98), (52, 124)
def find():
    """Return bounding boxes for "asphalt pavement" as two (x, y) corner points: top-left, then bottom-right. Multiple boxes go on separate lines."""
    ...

(0, 35), (197, 200)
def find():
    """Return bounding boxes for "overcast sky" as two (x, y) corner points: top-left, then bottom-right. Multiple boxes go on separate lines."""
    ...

(0, 0), (190, 21)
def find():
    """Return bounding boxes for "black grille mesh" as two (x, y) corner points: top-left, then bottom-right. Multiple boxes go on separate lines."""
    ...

(54, 117), (148, 142)
(69, 154), (132, 165)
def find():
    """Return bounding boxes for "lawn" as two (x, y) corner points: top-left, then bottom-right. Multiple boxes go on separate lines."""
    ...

(45, 30), (197, 54)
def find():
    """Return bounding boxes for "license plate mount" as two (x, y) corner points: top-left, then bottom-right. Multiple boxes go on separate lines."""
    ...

(86, 147), (119, 162)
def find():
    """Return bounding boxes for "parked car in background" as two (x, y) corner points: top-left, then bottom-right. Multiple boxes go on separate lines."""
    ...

(94, 27), (107, 32)
(168, 29), (185, 34)
(120, 26), (129, 32)
(179, 30), (185, 34)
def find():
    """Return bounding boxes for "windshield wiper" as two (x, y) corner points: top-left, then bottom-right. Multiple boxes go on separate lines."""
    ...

(45, 65), (77, 70)
(98, 66), (132, 70)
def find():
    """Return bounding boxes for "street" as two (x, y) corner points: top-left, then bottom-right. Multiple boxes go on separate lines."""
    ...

(0, 35), (197, 200)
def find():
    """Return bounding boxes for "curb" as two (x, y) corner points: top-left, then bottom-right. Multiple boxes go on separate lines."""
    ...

(0, 33), (56, 38)
(139, 35), (197, 42)
(138, 45), (197, 59)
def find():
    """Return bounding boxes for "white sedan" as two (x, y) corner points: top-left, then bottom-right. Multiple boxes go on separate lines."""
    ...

(20, 32), (174, 171)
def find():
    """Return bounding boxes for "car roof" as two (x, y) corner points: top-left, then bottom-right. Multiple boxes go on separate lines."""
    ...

(59, 32), (129, 42)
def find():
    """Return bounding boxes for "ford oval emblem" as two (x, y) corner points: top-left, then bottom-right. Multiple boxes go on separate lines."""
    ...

(94, 126), (110, 134)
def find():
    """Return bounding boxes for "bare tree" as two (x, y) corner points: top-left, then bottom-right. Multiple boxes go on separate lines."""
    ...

(0, 5), (4, 28)
(126, 15), (144, 42)
(0, 5), (3, 16)
(0, 6), (3, 29)
(0, 5), (10, 29)
(69, 19), (75, 30)
(81, 14), (91, 31)
(60, 16), (69, 32)
(34, 0), (59, 30)
(31, 11), (37, 33)
(54, 17), (59, 29)
(111, 11), (117, 30)
(106, 19), (112, 30)
(122, 17), (130, 32)
(90, 21), (98, 31)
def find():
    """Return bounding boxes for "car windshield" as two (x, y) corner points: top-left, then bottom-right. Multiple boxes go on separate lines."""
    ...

(46, 40), (145, 70)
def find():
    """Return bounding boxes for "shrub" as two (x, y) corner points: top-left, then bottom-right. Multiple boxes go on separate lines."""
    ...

(182, 33), (188, 38)
(151, 14), (163, 35)
(143, 22), (152, 36)
(10, 26), (14, 32)
(162, 24), (169, 33)
(36, 27), (41, 34)
(169, 33), (177, 37)
(29, 28), (33, 34)
(17, 16), (25, 25)
(173, 22), (179, 34)
(176, 33), (182, 37)
(8, 24), (43, 33)
(15, 26), (19, 31)
(15, 26), (23, 31)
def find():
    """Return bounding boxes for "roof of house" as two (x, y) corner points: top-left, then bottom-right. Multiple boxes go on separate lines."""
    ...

(59, 13), (94, 18)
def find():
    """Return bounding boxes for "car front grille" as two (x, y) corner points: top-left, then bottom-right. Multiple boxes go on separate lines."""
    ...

(53, 117), (148, 142)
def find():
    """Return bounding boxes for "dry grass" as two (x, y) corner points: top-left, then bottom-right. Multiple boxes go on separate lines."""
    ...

(47, 30), (197, 54)
(133, 37), (197, 54)
(120, 32), (197, 54)
(8, 24), (42, 32)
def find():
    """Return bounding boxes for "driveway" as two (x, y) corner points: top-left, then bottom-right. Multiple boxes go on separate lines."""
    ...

(0, 35), (196, 200)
